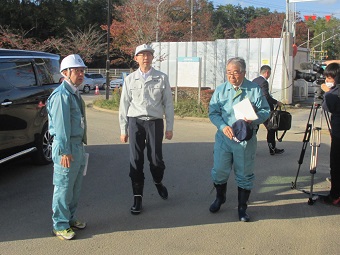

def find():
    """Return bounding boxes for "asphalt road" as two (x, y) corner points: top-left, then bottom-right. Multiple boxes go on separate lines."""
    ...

(1, 93), (339, 255)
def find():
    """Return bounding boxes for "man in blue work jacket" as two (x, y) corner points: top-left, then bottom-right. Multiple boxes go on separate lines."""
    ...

(209, 57), (270, 222)
(47, 54), (87, 240)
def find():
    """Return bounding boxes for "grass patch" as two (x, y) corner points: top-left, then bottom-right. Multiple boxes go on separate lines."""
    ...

(93, 89), (121, 111)
(174, 99), (208, 118)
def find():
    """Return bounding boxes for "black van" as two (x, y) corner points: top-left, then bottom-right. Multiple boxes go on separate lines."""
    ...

(0, 49), (62, 165)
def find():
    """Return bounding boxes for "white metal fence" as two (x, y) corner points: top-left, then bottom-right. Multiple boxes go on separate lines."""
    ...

(87, 68), (130, 79)
(151, 38), (296, 104)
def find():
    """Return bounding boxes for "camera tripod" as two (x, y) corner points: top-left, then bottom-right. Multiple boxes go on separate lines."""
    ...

(291, 97), (331, 205)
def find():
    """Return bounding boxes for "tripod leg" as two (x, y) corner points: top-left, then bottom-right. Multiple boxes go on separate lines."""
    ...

(324, 110), (332, 135)
(308, 174), (316, 205)
(292, 127), (311, 189)
(307, 126), (321, 205)
(292, 104), (316, 189)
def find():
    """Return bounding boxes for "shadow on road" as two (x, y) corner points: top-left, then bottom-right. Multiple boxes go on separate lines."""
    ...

(0, 140), (335, 242)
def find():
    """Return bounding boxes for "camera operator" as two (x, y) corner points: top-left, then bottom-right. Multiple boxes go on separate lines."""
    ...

(320, 63), (340, 206)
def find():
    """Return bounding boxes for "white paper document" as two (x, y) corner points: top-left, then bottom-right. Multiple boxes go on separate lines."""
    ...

(83, 153), (89, 176)
(233, 98), (258, 121)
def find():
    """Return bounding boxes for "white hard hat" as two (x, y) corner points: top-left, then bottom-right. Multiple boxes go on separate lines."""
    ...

(135, 44), (154, 56)
(60, 54), (86, 72)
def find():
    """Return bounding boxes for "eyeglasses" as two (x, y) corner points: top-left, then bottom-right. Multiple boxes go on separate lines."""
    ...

(227, 70), (243, 76)
(70, 68), (85, 74)
(136, 52), (153, 57)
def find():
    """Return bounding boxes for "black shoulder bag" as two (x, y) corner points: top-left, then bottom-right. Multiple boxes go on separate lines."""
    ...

(267, 105), (292, 142)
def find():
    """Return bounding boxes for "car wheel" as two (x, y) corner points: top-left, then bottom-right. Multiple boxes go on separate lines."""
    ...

(102, 83), (106, 89)
(31, 123), (53, 165)
(83, 85), (90, 93)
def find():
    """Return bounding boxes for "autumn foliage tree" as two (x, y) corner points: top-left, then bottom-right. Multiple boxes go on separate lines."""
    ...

(246, 12), (308, 46)
(0, 25), (63, 52)
(105, 0), (214, 67)
(0, 25), (106, 63)
(103, 0), (158, 67)
(162, 0), (214, 42)
(61, 25), (107, 62)
(1, 0), (326, 65)
(246, 13), (285, 38)
(293, 17), (309, 46)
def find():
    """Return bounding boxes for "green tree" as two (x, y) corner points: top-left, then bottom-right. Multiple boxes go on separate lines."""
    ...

(35, 0), (76, 39)
(74, 0), (109, 31)
(0, 0), (121, 40)
(212, 21), (225, 40)
(212, 4), (270, 39)
(305, 16), (340, 60)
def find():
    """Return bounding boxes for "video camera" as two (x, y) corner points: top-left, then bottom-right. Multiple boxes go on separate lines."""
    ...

(294, 62), (326, 102)
(293, 62), (326, 85)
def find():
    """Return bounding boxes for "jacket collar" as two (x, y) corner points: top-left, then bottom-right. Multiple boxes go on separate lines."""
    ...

(62, 80), (78, 95)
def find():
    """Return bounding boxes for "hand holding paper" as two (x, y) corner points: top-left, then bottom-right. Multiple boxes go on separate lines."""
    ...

(233, 98), (258, 121)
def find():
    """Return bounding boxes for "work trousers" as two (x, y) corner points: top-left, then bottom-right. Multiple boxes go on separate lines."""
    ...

(330, 135), (340, 198)
(211, 131), (257, 190)
(264, 119), (276, 146)
(52, 140), (85, 231)
(128, 117), (165, 183)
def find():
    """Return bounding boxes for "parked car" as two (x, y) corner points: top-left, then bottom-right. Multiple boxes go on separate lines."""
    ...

(110, 72), (129, 89)
(79, 75), (94, 93)
(86, 73), (106, 89)
(0, 49), (62, 165)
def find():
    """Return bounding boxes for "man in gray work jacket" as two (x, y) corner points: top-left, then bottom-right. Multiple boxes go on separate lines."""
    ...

(119, 44), (174, 215)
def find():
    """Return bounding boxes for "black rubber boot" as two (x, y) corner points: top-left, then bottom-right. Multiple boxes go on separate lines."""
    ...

(154, 182), (168, 200)
(209, 183), (227, 213)
(238, 187), (251, 222)
(131, 182), (144, 215)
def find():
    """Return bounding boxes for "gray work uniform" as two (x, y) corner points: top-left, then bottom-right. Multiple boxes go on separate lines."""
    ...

(119, 67), (174, 183)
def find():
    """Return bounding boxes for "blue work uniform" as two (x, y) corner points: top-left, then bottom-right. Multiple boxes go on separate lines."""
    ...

(47, 80), (87, 231)
(209, 78), (270, 190)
